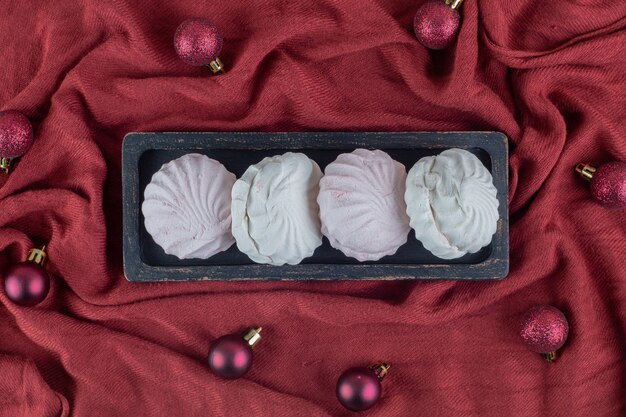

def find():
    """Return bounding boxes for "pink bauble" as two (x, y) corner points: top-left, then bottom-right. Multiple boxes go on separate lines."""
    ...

(208, 334), (254, 379)
(590, 162), (626, 209)
(336, 367), (382, 412)
(520, 305), (569, 354)
(174, 18), (223, 66)
(0, 111), (34, 158)
(413, 0), (461, 50)
(3, 262), (50, 307)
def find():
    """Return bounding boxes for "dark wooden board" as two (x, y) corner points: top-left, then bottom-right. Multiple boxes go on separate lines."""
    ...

(122, 132), (509, 281)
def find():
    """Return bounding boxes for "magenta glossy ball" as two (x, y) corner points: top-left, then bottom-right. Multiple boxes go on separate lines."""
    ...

(413, 0), (461, 50)
(3, 262), (50, 307)
(0, 111), (34, 158)
(336, 367), (382, 412)
(174, 18), (223, 66)
(520, 305), (569, 354)
(208, 334), (253, 379)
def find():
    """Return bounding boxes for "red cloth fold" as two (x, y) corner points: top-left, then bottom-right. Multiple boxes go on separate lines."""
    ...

(1, 0), (625, 416)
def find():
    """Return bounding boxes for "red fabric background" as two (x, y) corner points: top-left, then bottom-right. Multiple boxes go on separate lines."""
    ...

(1, 0), (625, 416)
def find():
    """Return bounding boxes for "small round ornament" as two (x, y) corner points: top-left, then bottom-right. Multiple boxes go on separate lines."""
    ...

(576, 162), (626, 209)
(3, 246), (50, 307)
(174, 17), (225, 73)
(413, 0), (463, 50)
(0, 110), (34, 174)
(208, 327), (262, 379)
(336, 363), (390, 412)
(519, 305), (569, 363)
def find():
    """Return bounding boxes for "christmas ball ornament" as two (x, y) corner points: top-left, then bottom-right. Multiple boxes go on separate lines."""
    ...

(336, 363), (390, 412)
(576, 162), (626, 209)
(520, 305), (569, 363)
(208, 327), (262, 379)
(3, 246), (50, 307)
(0, 110), (34, 174)
(413, 0), (463, 50)
(174, 18), (224, 73)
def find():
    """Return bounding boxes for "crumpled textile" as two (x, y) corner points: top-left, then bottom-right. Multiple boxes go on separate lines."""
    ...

(1, 1), (625, 416)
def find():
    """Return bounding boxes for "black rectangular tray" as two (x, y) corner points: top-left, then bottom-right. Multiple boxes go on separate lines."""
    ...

(123, 132), (509, 281)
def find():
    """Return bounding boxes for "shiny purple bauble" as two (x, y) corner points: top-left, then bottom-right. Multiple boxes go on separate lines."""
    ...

(208, 334), (253, 379)
(413, 0), (461, 50)
(0, 110), (34, 158)
(3, 262), (50, 307)
(174, 18), (223, 66)
(336, 367), (382, 412)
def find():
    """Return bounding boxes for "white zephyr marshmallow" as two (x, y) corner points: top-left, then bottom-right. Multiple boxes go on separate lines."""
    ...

(405, 148), (499, 260)
(317, 149), (410, 262)
(231, 152), (323, 266)
(142, 153), (236, 259)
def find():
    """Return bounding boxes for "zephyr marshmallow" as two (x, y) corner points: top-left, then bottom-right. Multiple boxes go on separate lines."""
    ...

(318, 149), (410, 262)
(142, 153), (236, 259)
(405, 148), (499, 259)
(231, 152), (323, 266)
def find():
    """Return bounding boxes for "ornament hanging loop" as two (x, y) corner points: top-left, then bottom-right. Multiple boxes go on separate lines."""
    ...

(542, 352), (557, 363)
(27, 246), (47, 266)
(243, 327), (262, 347)
(369, 362), (391, 381)
(445, 0), (464, 10)
(576, 163), (596, 181)
(208, 57), (225, 74)
(0, 157), (12, 175)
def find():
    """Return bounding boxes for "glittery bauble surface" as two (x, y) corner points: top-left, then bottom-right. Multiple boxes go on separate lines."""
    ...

(174, 18), (223, 66)
(0, 111), (34, 158)
(591, 162), (626, 209)
(336, 367), (382, 412)
(520, 305), (569, 354)
(3, 262), (50, 307)
(208, 334), (253, 379)
(413, 0), (461, 50)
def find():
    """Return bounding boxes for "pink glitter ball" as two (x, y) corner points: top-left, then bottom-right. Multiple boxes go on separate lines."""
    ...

(520, 305), (569, 354)
(174, 18), (223, 66)
(590, 162), (626, 209)
(413, 0), (461, 50)
(0, 110), (34, 158)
